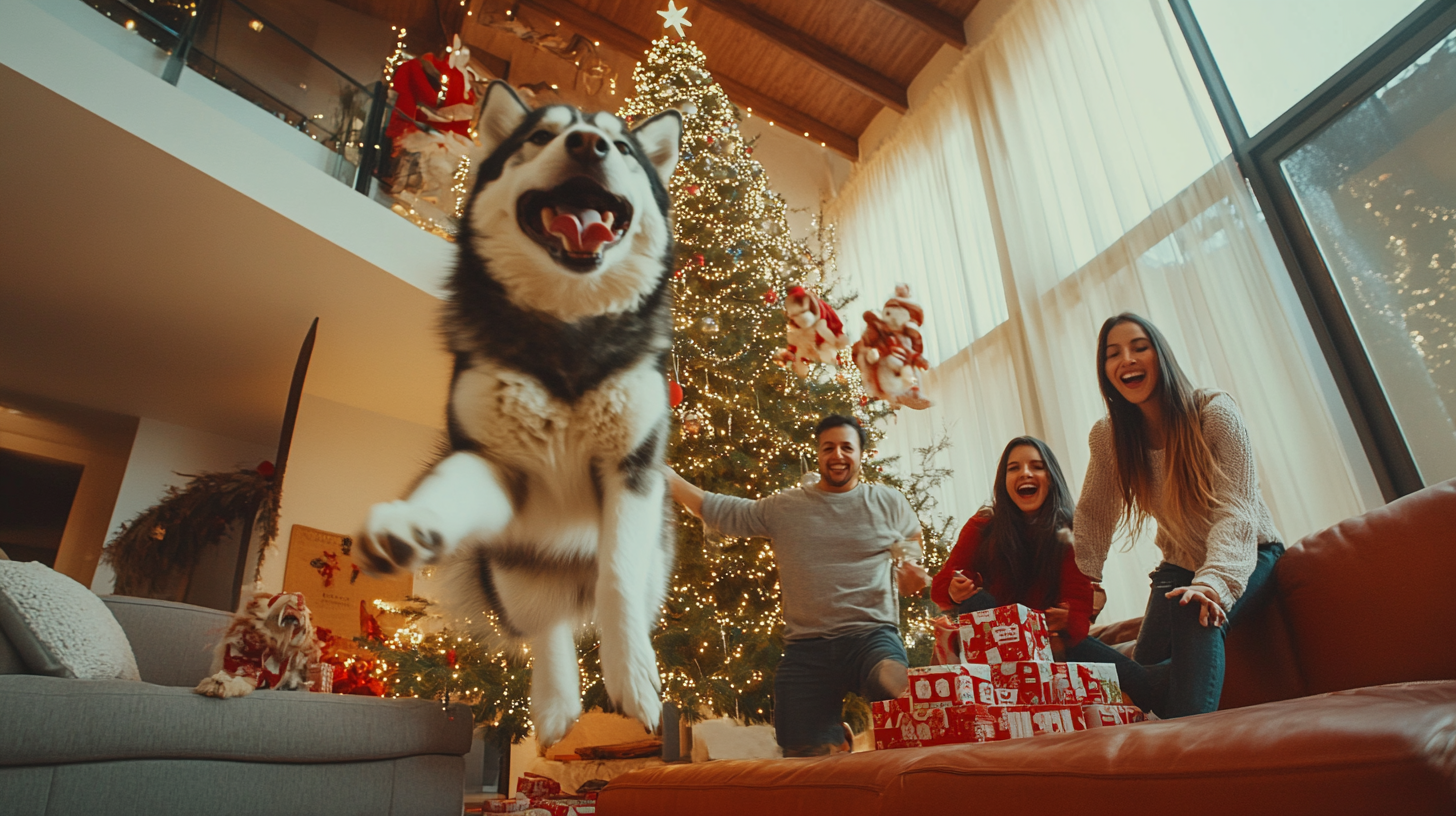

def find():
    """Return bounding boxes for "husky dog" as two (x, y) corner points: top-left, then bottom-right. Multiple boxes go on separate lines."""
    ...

(360, 82), (682, 746)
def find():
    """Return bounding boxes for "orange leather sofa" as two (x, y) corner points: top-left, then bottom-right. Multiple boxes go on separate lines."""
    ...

(599, 479), (1456, 815)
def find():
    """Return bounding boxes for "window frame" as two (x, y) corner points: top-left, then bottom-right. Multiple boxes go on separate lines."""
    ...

(1168, 0), (1456, 500)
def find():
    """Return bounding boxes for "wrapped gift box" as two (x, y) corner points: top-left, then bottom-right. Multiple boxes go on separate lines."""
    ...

(1052, 661), (1126, 704)
(907, 663), (995, 709)
(931, 615), (961, 665)
(871, 696), (911, 730)
(1082, 704), (1147, 727)
(989, 660), (1057, 705)
(477, 797), (530, 813)
(958, 604), (1052, 664)
(517, 773), (561, 798)
(873, 700), (998, 749)
(988, 704), (1087, 740)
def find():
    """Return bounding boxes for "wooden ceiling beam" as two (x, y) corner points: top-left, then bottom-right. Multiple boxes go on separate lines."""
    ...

(517, 0), (859, 159)
(863, 0), (968, 49)
(694, 0), (908, 113)
(712, 75), (859, 159)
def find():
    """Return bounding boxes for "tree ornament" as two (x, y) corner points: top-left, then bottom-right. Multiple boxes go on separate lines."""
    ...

(256, 461), (276, 478)
(698, 315), (720, 334)
(681, 411), (704, 436)
(773, 286), (850, 377)
(706, 136), (714, 145)
(658, 0), (693, 38)
(763, 289), (778, 305)
(668, 378), (684, 407)
(684, 184), (700, 196)
(693, 254), (705, 266)
(852, 284), (933, 410)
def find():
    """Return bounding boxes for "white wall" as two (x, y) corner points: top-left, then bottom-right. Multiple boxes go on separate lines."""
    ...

(0, 391), (137, 587)
(740, 115), (853, 244)
(93, 417), (274, 593)
(257, 392), (443, 593)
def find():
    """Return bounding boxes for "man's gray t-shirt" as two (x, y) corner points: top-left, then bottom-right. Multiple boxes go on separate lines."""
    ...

(701, 483), (922, 642)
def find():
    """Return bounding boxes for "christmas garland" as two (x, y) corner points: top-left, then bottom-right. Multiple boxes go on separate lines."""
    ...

(102, 463), (281, 598)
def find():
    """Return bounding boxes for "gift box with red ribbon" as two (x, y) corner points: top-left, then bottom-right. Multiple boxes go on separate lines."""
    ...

(1051, 661), (1125, 705)
(907, 663), (995, 709)
(1081, 704), (1147, 727)
(988, 660), (1058, 705)
(987, 704), (1088, 740)
(957, 604), (1052, 665)
(516, 773), (561, 798)
(873, 698), (999, 749)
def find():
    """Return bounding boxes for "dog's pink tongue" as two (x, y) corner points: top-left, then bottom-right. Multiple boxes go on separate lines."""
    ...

(549, 210), (614, 253)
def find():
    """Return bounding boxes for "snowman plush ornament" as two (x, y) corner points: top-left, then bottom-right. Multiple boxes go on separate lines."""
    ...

(853, 284), (932, 410)
(774, 286), (850, 377)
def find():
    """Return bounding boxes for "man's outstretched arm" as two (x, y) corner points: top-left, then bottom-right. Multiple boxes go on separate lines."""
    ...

(663, 465), (705, 518)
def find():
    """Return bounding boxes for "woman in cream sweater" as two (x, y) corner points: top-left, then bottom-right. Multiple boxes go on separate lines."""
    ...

(1076, 313), (1284, 718)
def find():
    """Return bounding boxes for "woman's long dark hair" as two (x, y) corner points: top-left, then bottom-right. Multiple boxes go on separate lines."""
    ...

(1095, 312), (1222, 549)
(973, 436), (1075, 609)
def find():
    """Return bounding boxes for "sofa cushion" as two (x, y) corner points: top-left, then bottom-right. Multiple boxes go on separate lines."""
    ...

(599, 682), (1456, 815)
(0, 561), (139, 680)
(1279, 479), (1456, 695)
(101, 595), (230, 687)
(0, 675), (474, 766)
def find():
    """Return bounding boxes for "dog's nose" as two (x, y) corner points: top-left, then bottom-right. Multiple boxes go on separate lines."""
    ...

(566, 130), (610, 164)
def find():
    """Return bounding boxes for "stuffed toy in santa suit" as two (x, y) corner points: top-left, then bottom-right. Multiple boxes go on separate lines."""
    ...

(387, 35), (477, 140)
(774, 285), (850, 377)
(853, 284), (933, 410)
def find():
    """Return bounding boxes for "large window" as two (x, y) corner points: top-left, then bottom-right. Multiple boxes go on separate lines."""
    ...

(1189, 0), (1425, 135)
(1175, 0), (1456, 496)
(1280, 29), (1456, 483)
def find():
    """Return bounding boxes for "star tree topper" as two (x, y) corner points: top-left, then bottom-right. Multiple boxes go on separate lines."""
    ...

(658, 1), (692, 38)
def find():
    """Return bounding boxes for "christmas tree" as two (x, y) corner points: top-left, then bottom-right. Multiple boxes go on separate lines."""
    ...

(612, 33), (954, 730)
(360, 25), (956, 749)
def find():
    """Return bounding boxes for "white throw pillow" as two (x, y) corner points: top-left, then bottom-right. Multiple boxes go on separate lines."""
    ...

(0, 561), (140, 680)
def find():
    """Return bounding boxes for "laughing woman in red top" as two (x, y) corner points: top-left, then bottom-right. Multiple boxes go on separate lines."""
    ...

(931, 436), (1094, 647)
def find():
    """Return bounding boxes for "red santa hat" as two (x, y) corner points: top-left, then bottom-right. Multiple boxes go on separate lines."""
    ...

(883, 284), (924, 326)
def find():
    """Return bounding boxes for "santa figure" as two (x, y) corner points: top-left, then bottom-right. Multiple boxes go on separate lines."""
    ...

(774, 286), (850, 377)
(387, 36), (478, 205)
(853, 284), (932, 410)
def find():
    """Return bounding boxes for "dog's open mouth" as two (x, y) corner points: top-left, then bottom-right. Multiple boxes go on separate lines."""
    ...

(518, 177), (633, 273)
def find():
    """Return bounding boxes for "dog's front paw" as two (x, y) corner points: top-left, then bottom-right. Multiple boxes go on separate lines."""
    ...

(602, 653), (663, 734)
(194, 673), (257, 698)
(532, 694), (584, 749)
(360, 501), (447, 574)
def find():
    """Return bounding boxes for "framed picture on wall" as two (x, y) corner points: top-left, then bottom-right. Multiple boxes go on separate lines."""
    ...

(281, 524), (413, 640)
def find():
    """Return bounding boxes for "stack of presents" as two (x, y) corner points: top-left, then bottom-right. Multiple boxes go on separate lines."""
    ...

(874, 604), (1146, 749)
(476, 773), (597, 815)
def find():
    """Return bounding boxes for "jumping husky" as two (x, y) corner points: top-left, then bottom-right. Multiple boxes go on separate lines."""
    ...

(360, 82), (682, 746)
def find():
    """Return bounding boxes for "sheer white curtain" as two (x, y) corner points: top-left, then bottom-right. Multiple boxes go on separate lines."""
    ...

(828, 0), (1369, 623)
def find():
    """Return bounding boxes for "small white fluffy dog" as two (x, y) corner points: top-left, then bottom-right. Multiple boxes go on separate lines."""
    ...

(194, 590), (320, 698)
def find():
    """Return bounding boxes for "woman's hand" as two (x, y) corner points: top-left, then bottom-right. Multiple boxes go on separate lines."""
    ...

(1043, 602), (1070, 634)
(1166, 584), (1227, 628)
(947, 571), (978, 604)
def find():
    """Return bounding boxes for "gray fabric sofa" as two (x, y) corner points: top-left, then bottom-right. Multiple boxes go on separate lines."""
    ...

(0, 595), (473, 816)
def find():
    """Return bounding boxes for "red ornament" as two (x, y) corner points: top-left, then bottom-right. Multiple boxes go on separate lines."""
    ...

(684, 184), (700, 196)
(706, 136), (714, 144)
(693, 254), (705, 266)
(446, 648), (458, 667)
(858, 396), (869, 406)
(763, 289), (778, 305)
(256, 460), (276, 477)
(746, 147), (753, 155)
(673, 268), (685, 279)
(668, 378), (684, 407)
(359, 600), (386, 643)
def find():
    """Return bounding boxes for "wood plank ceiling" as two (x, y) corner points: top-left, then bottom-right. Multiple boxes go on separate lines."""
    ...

(330, 0), (978, 159)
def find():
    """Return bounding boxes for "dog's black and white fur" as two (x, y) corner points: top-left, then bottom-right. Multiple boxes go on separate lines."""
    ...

(360, 82), (682, 745)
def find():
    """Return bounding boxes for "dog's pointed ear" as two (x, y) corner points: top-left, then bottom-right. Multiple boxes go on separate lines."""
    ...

(478, 81), (531, 156)
(631, 110), (683, 186)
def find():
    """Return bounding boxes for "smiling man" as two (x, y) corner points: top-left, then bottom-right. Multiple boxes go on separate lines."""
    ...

(664, 414), (931, 756)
